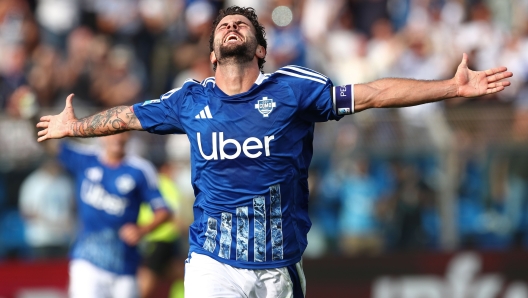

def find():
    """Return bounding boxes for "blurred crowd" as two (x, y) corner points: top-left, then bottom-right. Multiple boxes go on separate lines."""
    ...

(1, 0), (528, 261)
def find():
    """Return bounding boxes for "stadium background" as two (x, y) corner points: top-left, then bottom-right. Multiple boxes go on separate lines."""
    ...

(1, 0), (528, 297)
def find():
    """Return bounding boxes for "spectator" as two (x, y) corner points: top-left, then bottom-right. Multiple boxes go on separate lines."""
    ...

(35, 0), (80, 50)
(90, 44), (143, 107)
(19, 158), (75, 259)
(338, 155), (385, 256)
(0, 44), (28, 110)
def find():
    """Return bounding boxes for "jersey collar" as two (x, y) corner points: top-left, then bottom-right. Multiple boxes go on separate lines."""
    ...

(213, 72), (268, 98)
(255, 72), (266, 85)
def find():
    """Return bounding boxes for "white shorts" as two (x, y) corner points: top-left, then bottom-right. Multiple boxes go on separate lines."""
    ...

(184, 252), (306, 298)
(69, 259), (139, 298)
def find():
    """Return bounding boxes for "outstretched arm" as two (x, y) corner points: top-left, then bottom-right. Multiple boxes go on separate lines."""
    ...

(353, 53), (513, 113)
(36, 94), (143, 142)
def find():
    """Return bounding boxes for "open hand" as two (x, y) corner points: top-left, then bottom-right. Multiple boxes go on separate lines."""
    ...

(455, 53), (513, 98)
(36, 94), (77, 142)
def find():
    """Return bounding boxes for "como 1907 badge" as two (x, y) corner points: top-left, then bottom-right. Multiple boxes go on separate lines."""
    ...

(255, 97), (276, 117)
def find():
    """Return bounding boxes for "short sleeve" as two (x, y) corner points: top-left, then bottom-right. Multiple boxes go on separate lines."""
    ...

(274, 65), (342, 122)
(142, 183), (167, 212)
(133, 85), (189, 135)
(133, 158), (168, 212)
(57, 141), (95, 174)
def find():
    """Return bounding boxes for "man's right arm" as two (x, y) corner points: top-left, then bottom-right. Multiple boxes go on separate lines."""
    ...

(70, 105), (142, 137)
(37, 94), (143, 142)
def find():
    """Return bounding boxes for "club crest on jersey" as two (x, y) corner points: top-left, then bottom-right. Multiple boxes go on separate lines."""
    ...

(255, 97), (276, 117)
(116, 174), (135, 194)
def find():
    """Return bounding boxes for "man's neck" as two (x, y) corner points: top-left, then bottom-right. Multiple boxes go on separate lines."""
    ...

(214, 63), (261, 96)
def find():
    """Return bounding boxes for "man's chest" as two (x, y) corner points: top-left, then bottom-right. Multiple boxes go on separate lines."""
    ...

(185, 88), (298, 135)
(180, 88), (306, 161)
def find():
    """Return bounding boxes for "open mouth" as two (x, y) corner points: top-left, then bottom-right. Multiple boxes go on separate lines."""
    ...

(224, 33), (242, 44)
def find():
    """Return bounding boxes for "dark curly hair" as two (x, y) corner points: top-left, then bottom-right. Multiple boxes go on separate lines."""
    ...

(209, 6), (267, 72)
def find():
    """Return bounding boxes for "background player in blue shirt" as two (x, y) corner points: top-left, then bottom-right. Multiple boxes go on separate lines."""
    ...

(55, 132), (171, 298)
(36, 6), (512, 298)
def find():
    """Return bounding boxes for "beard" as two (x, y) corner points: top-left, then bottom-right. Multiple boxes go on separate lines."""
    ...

(216, 35), (258, 66)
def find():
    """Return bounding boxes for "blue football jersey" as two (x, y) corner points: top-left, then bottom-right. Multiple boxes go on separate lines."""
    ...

(134, 66), (343, 269)
(58, 142), (167, 275)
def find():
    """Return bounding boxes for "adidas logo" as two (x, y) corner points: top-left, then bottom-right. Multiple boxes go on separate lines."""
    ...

(195, 105), (213, 119)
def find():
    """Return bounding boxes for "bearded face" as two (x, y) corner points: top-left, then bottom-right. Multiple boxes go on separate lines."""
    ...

(217, 33), (258, 65)
(212, 15), (260, 67)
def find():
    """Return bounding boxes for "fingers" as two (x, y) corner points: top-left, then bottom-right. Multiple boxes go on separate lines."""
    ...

(488, 81), (511, 89)
(37, 134), (48, 143)
(37, 128), (48, 137)
(486, 70), (513, 83)
(484, 66), (509, 76)
(36, 121), (49, 142)
(486, 86), (505, 95)
(39, 115), (52, 122)
(36, 117), (49, 142)
(486, 81), (511, 94)
(36, 121), (49, 128)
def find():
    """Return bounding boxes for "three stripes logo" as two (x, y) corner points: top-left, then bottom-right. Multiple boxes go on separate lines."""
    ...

(195, 105), (213, 119)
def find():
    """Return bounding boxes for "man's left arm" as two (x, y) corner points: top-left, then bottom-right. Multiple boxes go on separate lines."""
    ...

(353, 53), (513, 113)
(138, 208), (171, 236)
(120, 209), (171, 246)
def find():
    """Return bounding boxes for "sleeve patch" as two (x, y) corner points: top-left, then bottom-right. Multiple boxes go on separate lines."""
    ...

(142, 99), (161, 106)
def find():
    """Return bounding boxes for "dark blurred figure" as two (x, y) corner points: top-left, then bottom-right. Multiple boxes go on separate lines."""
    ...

(171, 1), (215, 84)
(0, 44), (29, 111)
(27, 45), (61, 108)
(135, 0), (186, 97)
(91, 44), (143, 107)
(59, 26), (98, 108)
(381, 160), (439, 251)
(349, 0), (389, 37)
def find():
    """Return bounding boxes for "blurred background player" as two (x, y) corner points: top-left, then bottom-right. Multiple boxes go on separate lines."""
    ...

(55, 132), (171, 298)
(136, 158), (185, 298)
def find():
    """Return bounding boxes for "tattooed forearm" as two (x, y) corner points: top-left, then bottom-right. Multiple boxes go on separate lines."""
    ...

(70, 106), (141, 137)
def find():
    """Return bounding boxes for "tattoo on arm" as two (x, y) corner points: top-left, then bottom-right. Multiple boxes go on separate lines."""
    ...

(71, 106), (140, 137)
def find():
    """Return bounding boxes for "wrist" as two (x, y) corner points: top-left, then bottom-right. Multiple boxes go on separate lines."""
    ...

(138, 225), (150, 237)
(66, 123), (73, 138)
(447, 78), (460, 98)
(68, 121), (80, 137)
